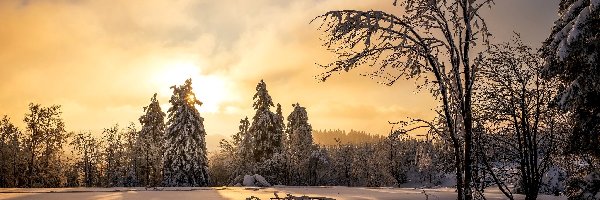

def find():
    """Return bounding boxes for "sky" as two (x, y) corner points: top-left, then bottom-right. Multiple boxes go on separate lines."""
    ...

(0, 0), (559, 148)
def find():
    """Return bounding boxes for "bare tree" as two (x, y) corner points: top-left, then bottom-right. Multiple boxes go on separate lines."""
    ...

(477, 35), (565, 200)
(312, 0), (493, 199)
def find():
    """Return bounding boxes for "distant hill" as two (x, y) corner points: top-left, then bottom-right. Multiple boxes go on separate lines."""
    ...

(312, 129), (385, 146)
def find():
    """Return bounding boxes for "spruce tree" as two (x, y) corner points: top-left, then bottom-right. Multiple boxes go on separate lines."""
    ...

(274, 103), (285, 153)
(235, 117), (252, 163)
(162, 79), (209, 187)
(286, 103), (313, 185)
(249, 80), (281, 162)
(541, 0), (600, 156)
(287, 103), (313, 148)
(138, 93), (166, 186)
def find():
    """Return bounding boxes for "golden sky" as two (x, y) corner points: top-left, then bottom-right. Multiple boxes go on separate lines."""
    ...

(0, 0), (558, 143)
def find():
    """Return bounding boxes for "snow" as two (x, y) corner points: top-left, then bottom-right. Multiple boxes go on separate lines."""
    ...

(0, 187), (568, 200)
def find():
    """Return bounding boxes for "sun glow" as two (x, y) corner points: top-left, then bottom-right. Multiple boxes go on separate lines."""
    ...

(152, 60), (230, 113)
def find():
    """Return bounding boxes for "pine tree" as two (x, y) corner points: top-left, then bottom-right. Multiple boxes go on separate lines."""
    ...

(138, 93), (166, 187)
(249, 80), (281, 162)
(162, 79), (209, 187)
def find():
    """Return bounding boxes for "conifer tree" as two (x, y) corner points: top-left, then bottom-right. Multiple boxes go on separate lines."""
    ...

(249, 80), (280, 162)
(162, 79), (209, 187)
(541, 0), (600, 157)
(235, 117), (252, 163)
(286, 103), (313, 185)
(138, 93), (166, 186)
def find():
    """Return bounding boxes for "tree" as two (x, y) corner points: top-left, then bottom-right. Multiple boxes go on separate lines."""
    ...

(541, 1), (600, 198)
(286, 103), (314, 185)
(122, 123), (139, 187)
(70, 131), (102, 187)
(162, 79), (210, 187)
(541, 0), (600, 158)
(249, 80), (282, 162)
(23, 103), (68, 187)
(313, 0), (493, 198)
(102, 124), (126, 187)
(0, 116), (23, 187)
(138, 93), (166, 187)
(477, 36), (564, 200)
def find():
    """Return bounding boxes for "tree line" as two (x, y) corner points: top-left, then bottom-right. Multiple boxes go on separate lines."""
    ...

(0, 79), (209, 187)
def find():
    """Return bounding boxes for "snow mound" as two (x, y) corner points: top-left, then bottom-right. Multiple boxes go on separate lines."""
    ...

(234, 174), (272, 187)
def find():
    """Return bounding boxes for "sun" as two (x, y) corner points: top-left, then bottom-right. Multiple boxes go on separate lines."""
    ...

(152, 60), (229, 113)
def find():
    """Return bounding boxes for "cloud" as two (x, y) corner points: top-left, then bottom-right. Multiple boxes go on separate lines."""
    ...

(0, 0), (560, 149)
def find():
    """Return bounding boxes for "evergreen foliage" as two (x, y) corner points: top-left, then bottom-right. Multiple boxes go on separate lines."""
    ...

(162, 79), (210, 187)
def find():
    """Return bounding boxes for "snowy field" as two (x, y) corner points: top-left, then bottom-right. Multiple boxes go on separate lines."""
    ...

(0, 187), (566, 200)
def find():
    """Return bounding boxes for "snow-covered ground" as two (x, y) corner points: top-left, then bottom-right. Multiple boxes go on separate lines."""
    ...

(0, 187), (567, 200)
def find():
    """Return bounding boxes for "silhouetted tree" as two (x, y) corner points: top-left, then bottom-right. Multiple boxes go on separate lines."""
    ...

(313, 0), (493, 198)
(477, 36), (565, 200)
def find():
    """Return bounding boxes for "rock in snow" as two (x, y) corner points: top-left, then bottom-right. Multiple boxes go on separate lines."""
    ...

(233, 174), (272, 187)
(254, 174), (271, 187)
(243, 175), (256, 186)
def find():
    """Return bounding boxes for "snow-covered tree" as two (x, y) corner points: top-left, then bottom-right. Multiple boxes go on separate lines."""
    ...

(162, 79), (210, 187)
(213, 117), (254, 185)
(237, 117), (253, 163)
(249, 80), (282, 162)
(477, 36), (566, 200)
(137, 93), (166, 187)
(313, 0), (494, 198)
(70, 131), (102, 187)
(0, 116), (24, 187)
(275, 103), (286, 147)
(541, 0), (600, 158)
(287, 103), (313, 150)
(122, 123), (139, 187)
(23, 103), (68, 187)
(102, 124), (126, 187)
(541, 1), (600, 198)
(286, 103), (314, 185)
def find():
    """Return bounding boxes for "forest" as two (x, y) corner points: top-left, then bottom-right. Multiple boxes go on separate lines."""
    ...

(1, 0), (599, 200)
